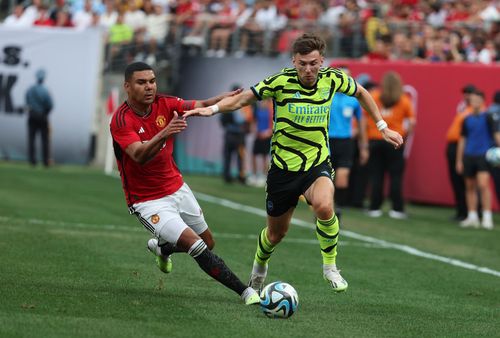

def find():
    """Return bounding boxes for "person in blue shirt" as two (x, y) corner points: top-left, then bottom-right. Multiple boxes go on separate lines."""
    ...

(328, 66), (368, 216)
(456, 89), (499, 230)
(25, 69), (53, 167)
(487, 90), (500, 205)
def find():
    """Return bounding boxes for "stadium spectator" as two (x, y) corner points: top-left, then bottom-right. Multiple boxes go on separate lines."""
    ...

(99, 0), (118, 30)
(447, 31), (466, 62)
(26, 69), (53, 167)
(123, 0), (148, 61)
(426, 2), (447, 28)
(2, 4), (31, 28)
(445, 84), (477, 222)
(234, 0), (278, 57)
(22, 0), (43, 25)
(446, 1), (470, 24)
(390, 31), (413, 60)
(69, 0), (105, 16)
(363, 5), (390, 53)
(49, 0), (71, 23)
(456, 89), (498, 230)
(337, 0), (363, 58)
(123, 0), (146, 35)
(2, 0), (500, 63)
(54, 9), (74, 27)
(33, 4), (55, 26)
(176, 0), (204, 48)
(107, 12), (134, 68)
(183, 33), (403, 293)
(206, 0), (247, 57)
(140, 1), (171, 64)
(220, 84), (250, 184)
(72, 0), (94, 30)
(487, 90), (500, 204)
(363, 34), (392, 61)
(365, 71), (415, 219)
(109, 62), (260, 305)
(328, 65), (368, 219)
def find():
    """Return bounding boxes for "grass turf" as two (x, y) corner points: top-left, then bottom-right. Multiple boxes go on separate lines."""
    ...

(0, 162), (498, 337)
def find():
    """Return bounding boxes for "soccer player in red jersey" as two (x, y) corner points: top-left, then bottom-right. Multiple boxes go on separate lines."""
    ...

(110, 62), (259, 305)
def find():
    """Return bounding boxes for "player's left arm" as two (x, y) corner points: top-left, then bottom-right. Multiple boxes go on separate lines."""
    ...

(355, 84), (404, 148)
(193, 87), (244, 108)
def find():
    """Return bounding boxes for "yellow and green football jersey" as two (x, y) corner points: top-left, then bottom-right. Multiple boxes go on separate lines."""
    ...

(251, 67), (357, 172)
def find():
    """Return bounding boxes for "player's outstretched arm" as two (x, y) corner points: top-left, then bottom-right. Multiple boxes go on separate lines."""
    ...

(355, 84), (404, 149)
(194, 88), (244, 108)
(184, 89), (257, 118)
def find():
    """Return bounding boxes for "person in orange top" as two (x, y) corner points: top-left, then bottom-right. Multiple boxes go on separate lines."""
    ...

(364, 71), (416, 219)
(445, 84), (476, 221)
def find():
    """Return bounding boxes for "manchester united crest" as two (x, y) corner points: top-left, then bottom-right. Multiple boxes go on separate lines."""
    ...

(151, 214), (160, 224)
(156, 115), (166, 128)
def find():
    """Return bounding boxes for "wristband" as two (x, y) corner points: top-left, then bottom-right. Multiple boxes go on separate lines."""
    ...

(209, 104), (219, 114)
(376, 120), (388, 131)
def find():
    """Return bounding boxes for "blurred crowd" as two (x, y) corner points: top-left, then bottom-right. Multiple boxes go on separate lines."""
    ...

(2, 0), (500, 65)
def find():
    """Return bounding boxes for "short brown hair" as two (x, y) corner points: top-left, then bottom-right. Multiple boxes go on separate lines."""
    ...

(292, 33), (326, 56)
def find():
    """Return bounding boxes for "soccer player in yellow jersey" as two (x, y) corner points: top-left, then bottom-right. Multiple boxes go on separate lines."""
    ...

(184, 33), (403, 292)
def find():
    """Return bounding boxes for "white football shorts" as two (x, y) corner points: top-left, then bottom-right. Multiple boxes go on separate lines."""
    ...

(131, 183), (208, 245)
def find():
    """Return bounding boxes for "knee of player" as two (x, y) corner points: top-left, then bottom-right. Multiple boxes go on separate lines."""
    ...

(313, 202), (334, 219)
(205, 237), (215, 250)
(268, 229), (286, 244)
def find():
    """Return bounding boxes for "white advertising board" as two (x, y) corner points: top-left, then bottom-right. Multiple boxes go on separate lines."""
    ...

(0, 27), (103, 164)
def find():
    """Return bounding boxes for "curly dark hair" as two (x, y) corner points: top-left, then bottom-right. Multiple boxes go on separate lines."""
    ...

(292, 33), (326, 56)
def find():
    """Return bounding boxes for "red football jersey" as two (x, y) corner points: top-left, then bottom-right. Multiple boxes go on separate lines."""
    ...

(110, 94), (195, 206)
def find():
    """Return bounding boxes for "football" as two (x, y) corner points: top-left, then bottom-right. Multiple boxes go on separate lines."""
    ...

(486, 147), (500, 167)
(260, 281), (299, 319)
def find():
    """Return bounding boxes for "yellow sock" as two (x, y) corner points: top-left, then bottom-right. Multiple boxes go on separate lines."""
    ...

(254, 227), (275, 266)
(315, 214), (339, 265)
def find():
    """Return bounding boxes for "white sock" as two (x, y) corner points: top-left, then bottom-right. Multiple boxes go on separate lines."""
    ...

(467, 211), (479, 220)
(188, 239), (207, 258)
(323, 263), (337, 272)
(482, 210), (492, 221)
(252, 261), (268, 275)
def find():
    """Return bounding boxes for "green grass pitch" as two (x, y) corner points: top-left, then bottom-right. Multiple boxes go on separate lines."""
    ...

(0, 162), (498, 337)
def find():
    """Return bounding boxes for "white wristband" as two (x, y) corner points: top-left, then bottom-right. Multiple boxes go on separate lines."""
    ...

(376, 120), (388, 131)
(209, 104), (219, 114)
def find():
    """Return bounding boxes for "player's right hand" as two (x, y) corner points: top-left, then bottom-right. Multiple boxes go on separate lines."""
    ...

(381, 128), (404, 149)
(165, 111), (187, 136)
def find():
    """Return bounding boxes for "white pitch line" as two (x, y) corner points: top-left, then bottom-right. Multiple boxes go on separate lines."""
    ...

(0, 216), (383, 248)
(0, 216), (141, 233)
(194, 192), (500, 278)
(0, 216), (387, 249)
